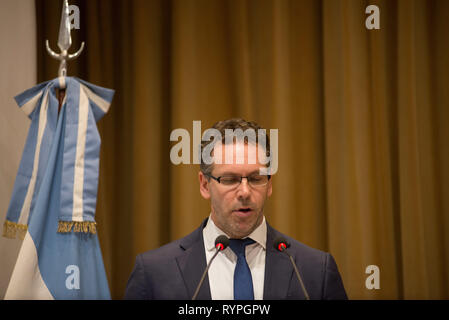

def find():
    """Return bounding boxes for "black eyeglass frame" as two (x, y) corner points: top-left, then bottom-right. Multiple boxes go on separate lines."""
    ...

(205, 173), (271, 186)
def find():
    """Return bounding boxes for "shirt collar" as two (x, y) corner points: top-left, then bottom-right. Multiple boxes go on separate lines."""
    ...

(203, 214), (267, 251)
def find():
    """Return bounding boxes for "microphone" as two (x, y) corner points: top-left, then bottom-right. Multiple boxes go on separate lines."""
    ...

(274, 237), (310, 300)
(192, 235), (230, 300)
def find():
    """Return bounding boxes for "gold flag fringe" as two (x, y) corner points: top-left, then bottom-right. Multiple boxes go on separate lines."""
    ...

(3, 220), (27, 240)
(57, 221), (97, 234)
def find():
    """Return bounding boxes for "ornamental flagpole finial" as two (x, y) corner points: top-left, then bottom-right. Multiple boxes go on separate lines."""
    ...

(45, 0), (84, 78)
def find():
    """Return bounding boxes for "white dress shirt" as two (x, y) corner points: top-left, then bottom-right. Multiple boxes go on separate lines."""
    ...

(203, 215), (267, 300)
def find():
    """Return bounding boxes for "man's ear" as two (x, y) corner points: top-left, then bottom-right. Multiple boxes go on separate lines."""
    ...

(199, 171), (211, 199)
(266, 176), (273, 198)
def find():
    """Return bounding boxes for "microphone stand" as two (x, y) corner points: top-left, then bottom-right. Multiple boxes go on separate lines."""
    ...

(192, 248), (220, 300)
(283, 250), (310, 300)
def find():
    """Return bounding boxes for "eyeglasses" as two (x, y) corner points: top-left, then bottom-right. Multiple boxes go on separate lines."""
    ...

(205, 173), (271, 188)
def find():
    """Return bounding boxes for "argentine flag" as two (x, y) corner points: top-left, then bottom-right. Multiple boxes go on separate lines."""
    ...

(3, 77), (113, 299)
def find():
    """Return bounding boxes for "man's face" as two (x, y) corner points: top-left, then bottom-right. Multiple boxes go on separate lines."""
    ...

(199, 142), (272, 239)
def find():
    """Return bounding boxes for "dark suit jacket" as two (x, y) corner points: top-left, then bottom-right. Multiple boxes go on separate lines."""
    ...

(124, 218), (348, 300)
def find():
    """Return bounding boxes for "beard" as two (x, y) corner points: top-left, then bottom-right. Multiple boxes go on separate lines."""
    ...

(211, 201), (264, 239)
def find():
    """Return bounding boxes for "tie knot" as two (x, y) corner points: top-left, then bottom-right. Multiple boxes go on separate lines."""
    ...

(229, 238), (255, 257)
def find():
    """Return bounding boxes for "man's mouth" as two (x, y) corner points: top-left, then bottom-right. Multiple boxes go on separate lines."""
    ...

(233, 207), (253, 216)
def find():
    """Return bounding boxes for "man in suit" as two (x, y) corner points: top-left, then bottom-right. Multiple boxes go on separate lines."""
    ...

(124, 118), (347, 300)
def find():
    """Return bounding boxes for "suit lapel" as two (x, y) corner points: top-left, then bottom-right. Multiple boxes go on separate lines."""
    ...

(176, 219), (212, 300)
(263, 224), (294, 299)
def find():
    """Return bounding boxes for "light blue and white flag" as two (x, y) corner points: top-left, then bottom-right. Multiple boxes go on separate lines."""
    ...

(3, 76), (113, 299)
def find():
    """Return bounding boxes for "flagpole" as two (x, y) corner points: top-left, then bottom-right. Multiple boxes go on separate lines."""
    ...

(45, 0), (84, 113)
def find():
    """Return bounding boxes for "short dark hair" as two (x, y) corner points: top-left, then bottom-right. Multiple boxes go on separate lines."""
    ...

(200, 118), (270, 175)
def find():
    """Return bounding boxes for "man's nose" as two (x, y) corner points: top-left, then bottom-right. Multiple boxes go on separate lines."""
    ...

(236, 178), (251, 198)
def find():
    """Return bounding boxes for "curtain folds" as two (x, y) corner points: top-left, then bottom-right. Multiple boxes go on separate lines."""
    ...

(36, 0), (448, 299)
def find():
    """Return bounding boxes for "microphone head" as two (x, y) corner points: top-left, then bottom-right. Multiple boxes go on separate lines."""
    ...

(215, 235), (230, 251)
(274, 236), (290, 252)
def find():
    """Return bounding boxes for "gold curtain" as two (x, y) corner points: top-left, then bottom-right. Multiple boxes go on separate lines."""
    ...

(35, 0), (449, 299)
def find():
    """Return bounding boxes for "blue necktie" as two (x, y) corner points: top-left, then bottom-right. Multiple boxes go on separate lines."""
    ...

(229, 238), (256, 300)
